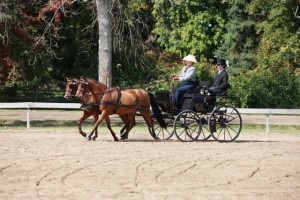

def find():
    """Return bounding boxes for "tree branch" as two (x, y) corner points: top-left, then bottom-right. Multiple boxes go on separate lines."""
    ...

(293, 5), (300, 19)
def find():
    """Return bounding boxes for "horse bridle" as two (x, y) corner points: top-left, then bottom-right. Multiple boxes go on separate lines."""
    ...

(65, 79), (77, 98)
(78, 79), (106, 102)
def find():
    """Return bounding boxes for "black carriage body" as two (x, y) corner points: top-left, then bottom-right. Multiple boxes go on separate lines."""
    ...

(154, 85), (216, 114)
(154, 90), (173, 112)
(182, 90), (215, 113)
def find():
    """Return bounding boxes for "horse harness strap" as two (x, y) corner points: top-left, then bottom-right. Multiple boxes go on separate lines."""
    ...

(80, 92), (99, 111)
(99, 87), (122, 113)
(98, 88), (148, 112)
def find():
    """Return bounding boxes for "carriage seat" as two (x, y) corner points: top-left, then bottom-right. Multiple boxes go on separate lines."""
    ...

(184, 80), (210, 95)
(182, 81), (231, 113)
(209, 83), (230, 97)
(182, 81), (211, 112)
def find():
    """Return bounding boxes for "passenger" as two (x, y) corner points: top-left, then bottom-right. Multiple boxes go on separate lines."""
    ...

(171, 54), (198, 109)
(208, 58), (229, 96)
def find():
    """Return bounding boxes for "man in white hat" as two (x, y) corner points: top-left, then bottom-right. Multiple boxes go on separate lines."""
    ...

(171, 54), (198, 108)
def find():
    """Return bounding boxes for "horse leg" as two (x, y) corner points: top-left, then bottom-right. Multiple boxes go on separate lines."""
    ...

(86, 111), (107, 141)
(119, 114), (130, 138)
(102, 115), (119, 141)
(119, 114), (127, 135)
(120, 112), (136, 140)
(140, 110), (159, 140)
(91, 113), (99, 141)
(77, 111), (91, 137)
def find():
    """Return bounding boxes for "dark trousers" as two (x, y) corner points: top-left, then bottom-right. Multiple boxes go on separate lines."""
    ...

(173, 82), (197, 108)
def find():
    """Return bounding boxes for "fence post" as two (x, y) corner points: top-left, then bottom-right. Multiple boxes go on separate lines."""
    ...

(266, 113), (270, 134)
(26, 104), (30, 130)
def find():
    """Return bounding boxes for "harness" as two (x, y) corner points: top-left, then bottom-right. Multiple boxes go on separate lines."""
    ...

(99, 87), (122, 113)
(81, 87), (148, 114)
(80, 92), (101, 113)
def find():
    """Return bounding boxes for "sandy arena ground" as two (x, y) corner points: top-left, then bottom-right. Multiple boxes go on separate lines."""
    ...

(0, 110), (300, 199)
(0, 129), (300, 200)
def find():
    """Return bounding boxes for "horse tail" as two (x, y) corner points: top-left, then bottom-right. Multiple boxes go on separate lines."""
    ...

(148, 92), (167, 129)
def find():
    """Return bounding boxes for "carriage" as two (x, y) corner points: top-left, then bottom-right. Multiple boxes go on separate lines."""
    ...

(151, 81), (242, 142)
(66, 77), (242, 142)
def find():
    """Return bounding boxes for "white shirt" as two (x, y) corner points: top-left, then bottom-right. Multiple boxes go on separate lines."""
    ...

(218, 69), (224, 75)
(178, 66), (196, 82)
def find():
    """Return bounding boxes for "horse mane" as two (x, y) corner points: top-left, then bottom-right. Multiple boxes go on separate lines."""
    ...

(86, 78), (106, 87)
(81, 78), (107, 95)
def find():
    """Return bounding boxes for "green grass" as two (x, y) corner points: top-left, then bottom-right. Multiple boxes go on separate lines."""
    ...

(0, 119), (299, 134)
(0, 119), (150, 131)
(241, 124), (300, 134)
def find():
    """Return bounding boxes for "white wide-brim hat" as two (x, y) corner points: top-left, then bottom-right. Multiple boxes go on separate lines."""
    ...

(183, 55), (198, 63)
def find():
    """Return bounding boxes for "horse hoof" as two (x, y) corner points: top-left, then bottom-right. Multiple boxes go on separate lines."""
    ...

(114, 137), (119, 141)
(120, 136), (128, 140)
(86, 137), (91, 141)
(80, 132), (87, 137)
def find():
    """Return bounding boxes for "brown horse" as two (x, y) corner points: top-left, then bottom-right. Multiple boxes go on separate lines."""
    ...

(75, 77), (165, 141)
(64, 77), (130, 141)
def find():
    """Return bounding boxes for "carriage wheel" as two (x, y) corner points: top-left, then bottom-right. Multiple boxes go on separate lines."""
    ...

(173, 110), (201, 142)
(209, 105), (242, 142)
(194, 114), (212, 141)
(152, 116), (174, 140)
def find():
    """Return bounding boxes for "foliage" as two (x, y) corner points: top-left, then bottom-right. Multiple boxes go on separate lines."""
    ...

(229, 66), (300, 108)
(0, 1), (56, 100)
(109, 0), (163, 87)
(0, 0), (300, 108)
(151, 0), (228, 61)
(249, 0), (300, 70)
(50, 2), (99, 81)
(215, 0), (260, 75)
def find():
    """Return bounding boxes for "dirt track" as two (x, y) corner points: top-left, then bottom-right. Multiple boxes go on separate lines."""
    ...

(0, 128), (300, 200)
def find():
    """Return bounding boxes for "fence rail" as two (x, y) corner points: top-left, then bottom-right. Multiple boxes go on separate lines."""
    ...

(0, 102), (300, 133)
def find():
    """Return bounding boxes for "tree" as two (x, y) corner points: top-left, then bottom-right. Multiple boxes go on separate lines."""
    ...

(215, 0), (260, 75)
(0, 1), (53, 96)
(227, 0), (300, 108)
(152, 0), (228, 61)
(249, 0), (300, 70)
(83, 0), (157, 86)
(96, 0), (112, 86)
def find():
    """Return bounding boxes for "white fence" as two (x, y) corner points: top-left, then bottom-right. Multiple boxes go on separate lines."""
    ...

(0, 102), (80, 130)
(1, 102), (300, 133)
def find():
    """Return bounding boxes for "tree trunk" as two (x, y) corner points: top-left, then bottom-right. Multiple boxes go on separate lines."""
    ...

(96, 0), (112, 86)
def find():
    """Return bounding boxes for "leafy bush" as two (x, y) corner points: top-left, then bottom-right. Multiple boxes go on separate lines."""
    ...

(229, 67), (300, 108)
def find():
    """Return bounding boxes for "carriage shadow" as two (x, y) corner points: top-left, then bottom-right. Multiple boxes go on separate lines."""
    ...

(101, 139), (278, 143)
(229, 139), (278, 143)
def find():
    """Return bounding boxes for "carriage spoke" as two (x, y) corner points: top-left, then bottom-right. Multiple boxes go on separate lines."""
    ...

(216, 128), (222, 139)
(178, 129), (186, 138)
(198, 125), (210, 140)
(227, 124), (239, 134)
(225, 126), (233, 140)
(152, 117), (174, 140)
(210, 105), (242, 142)
(174, 110), (199, 142)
